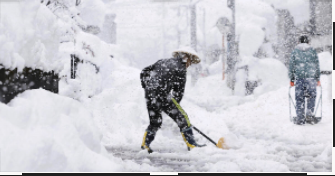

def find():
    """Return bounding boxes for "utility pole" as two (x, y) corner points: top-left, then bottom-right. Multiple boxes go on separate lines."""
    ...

(216, 17), (230, 81)
(189, 0), (203, 86)
(177, 5), (181, 48)
(162, 2), (166, 56)
(189, 0), (204, 52)
(309, 0), (317, 35)
(190, 3), (197, 51)
(227, 0), (237, 90)
(222, 35), (225, 80)
(202, 7), (206, 58)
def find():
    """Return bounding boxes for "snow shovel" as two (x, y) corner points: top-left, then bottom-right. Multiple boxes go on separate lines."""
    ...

(192, 126), (228, 149)
(289, 85), (322, 124)
(171, 98), (228, 149)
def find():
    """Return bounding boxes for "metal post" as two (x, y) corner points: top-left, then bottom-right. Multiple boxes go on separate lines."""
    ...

(71, 55), (75, 79)
(177, 5), (181, 48)
(202, 8), (206, 54)
(222, 35), (225, 80)
(309, 0), (316, 35)
(227, 0), (237, 90)
(71, 54), (79, 79)
(189, 1), (200, 87)
(162, 2), (166, 56)
(190, 3), (197, 51)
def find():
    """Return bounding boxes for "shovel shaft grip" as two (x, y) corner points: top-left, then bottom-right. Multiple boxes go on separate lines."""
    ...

(192, 126), (217, 146)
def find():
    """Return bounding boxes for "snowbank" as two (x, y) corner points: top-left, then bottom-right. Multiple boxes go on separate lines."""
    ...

(57, 23), (116, 99)
(247, 57), (289, 96)
(0, 0), (109, 73)
(236, 0), (276, 56)
(0, 1), (64, 72)
(186, 56), (289, 109)
(0, 89), (122, 172)
(215, 74), (333, 172)
(318, 52), (333, 71)
(238, 25), (265, 56)
(77, 0), (106, 29)
(89, 57), (332, 172)
(58, 35), (117, 99)
(74, 32), (114, 66)
(89, 60), (146, 150)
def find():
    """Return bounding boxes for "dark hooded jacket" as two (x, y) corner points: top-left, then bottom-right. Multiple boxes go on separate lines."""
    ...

(140, 56), (187, 103)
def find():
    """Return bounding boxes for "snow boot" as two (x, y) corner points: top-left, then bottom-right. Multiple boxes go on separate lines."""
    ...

(181, 127), (206, 151)
(306, 115), (314, 124)
(141, 130), (156, 153)
(306, 115), (322, 125)
(294, 119), (305, 125)
(292, 116), (305, 125)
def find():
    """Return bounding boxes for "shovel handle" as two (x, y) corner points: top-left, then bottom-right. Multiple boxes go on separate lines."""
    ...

(192, 126), (217, 146)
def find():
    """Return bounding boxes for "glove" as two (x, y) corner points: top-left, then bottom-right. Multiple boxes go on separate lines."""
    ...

(290, 82), (294, 87)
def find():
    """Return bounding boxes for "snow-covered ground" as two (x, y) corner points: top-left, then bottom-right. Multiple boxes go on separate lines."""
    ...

(88, 60), (332, 172)
(0, 60), (332, 172)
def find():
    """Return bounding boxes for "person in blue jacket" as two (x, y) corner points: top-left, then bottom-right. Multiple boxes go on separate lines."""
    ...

(289, 35), (321, 125)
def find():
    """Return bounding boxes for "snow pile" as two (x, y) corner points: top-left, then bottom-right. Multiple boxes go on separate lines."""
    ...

(58, 31), (116, 99)
(0, 70), (162, 172)
(0, 0), (104, 72)
(0, 1), (63, 72)
(71, 31), (114, 67)
(88, 57), (332, 172)
(77, 0), (106, 29)
(188, 56), (289, 110)
(0, 89), (123, 172)
(0, 0), (117, 98)
(89, 59), (146, 150)
(240, 56), (289, 96)
(236, 0), (276, 56)
(215, 74), (332, 172)
(318, 52), (333, 71)
(238, 26), (265, 56)
(186, 74), (238, 110)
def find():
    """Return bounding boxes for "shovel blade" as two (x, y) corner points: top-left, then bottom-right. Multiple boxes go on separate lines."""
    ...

(216, 137), (229, 149)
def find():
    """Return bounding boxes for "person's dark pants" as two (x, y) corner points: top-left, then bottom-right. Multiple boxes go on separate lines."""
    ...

(295, 79), (317, 124)
(145, 90), (190, 134)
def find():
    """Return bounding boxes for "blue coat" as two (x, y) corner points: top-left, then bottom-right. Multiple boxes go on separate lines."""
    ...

(289, 43), (321, 82)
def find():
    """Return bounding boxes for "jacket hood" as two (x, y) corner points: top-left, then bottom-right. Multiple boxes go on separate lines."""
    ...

(295, 43), (312, 51)
(172, 46), (201, 64)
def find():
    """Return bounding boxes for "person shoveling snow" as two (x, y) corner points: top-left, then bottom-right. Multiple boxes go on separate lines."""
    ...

(139, 46), (205, 153)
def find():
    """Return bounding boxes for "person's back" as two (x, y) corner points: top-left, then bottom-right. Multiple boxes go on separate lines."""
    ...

(289, 43), (320, 81)
(289, 35), (321, 125)
(142, 57), (187, 101)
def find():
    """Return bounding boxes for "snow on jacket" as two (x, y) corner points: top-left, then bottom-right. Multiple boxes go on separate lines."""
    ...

(140, 56), (187, 103)
(289, 43), (321, 82)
